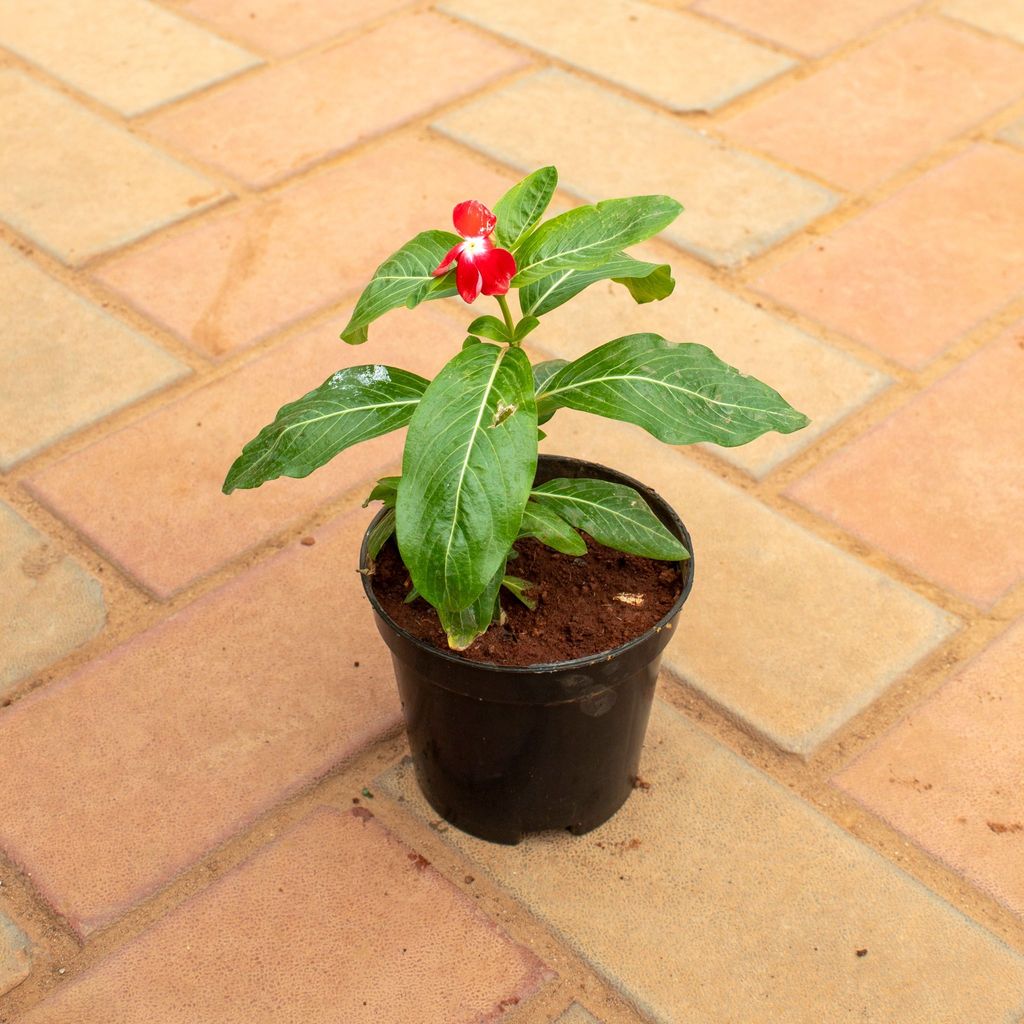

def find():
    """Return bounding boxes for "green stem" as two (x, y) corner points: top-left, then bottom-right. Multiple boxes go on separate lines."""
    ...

(495, 294), (517, 342)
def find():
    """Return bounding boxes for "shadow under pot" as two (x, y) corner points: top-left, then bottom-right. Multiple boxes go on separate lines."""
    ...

(360, 454), (694, 845)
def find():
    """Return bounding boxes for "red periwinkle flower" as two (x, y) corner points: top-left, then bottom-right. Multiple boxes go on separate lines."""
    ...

(432, 200), (517, 304)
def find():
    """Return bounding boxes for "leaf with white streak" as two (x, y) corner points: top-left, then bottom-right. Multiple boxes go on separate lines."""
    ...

(397, 343), (537, 611)
(516, 500), (586, 555)
(519, 253), (674, 317)
(340, 230), (459, 345)
(512, 196), (682, 286)
(536, 334), (809, 447)
(223, 365), (427, 493)
(493, 166), (558, 249)
(531, 478), (689, 561)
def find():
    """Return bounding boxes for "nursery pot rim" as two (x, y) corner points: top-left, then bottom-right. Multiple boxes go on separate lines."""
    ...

(359, 454), (694, 675)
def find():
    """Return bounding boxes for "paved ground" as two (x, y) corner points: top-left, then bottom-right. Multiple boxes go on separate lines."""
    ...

(2, 0), (1023, 1020)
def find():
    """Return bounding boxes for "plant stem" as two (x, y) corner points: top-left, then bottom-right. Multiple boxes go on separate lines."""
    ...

(495, 294), (517, 342)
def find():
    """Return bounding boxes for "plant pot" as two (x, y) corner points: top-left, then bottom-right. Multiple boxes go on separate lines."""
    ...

(360, 455), (694, 845)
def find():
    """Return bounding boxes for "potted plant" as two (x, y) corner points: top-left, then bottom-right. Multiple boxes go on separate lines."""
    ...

(223, 167), (808, 844)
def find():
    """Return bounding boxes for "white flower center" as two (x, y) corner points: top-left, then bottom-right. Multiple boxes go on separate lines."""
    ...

(460, 235), (487, 258)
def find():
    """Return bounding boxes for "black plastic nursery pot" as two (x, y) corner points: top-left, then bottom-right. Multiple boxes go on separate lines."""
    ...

(360, 455), (694, 845)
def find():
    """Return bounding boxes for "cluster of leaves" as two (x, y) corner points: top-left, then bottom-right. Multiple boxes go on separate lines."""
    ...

(223, 167), (809, 650)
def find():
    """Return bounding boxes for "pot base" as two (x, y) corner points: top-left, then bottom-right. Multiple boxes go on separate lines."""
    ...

(397, 662), (657, 845)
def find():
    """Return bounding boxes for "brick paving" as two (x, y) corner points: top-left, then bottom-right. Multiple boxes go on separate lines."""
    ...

(1, 2), (1022, 1022)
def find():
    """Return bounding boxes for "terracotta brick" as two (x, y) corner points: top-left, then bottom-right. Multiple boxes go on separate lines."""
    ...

(754, 145), (1024, 368)
(528, 261), (886, 478)
(536, 414), (956, 754)
(0, 0), (258, 116)
(788, 323), (1024, 607)
(942, 0), (1024, 44)
(692, 0), (919, 56)
(999, 115), (1024, 148)
(0, 502), (105, 697)
(0, 245), (187, 469)
(379, 700), (1024, 1022)
(93, 133), (517, 359)
(720, 18), (1024, 191)
(441, 0), (792, 112)
(172, 0), (414, 57)
(144, 12), (526, 187)
(25, 310), (457, 599)
(835, 621), (1024, 918)
(435, 70), (837, 268)
(16, 808), (552, 1020)
(0, 511), (409, 935)
(0, 913), (31, 997)
(555, 1004), (603, 1024)
(0, 71), (226, 266)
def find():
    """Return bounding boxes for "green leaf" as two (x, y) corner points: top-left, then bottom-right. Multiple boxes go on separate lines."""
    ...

(340, 230), (459, 345)
(532, 358), (567, 425)
(537, 334), (810, 447)
(517, 500), (587, 555)
(403, 584), (420, 605)
(531, 478), (689, 561)
(493, 166), (558, 249)
(615, 262), (675, 304)
(514, 315), (540, 342)
(223, 365), (428, 493)
(533, 358), (568, 392)
(466, 315), (512, 343)
(502, 575), (537, 610)
(366, 507), (396, 561)
(397, 343), (538, 611)
(438, 563), (505, 650)
(363, 475), (400, 508)
(512, 196), (682, 287)
(519, 253), (674, 317)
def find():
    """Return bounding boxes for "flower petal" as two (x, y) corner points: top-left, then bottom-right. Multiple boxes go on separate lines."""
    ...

(453, 200), (496, 239)
(476, 246), (517, 296)
(456, 254), (483, 303)
(432, 242), (461, 277)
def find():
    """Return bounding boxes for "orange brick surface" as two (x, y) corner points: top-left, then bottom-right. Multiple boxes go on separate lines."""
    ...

(3, 3), (1024, 1020)
(0, 511), (400, 935)
(788, 321), (1024, 606)
(720, 18), (1024, 190)
(17, 808), (552, 1022)
(755, 145), (1024, 368)
(93, 134), (516, 357)
(143, 12), (527, 186)
(836, 621), (1024, 917)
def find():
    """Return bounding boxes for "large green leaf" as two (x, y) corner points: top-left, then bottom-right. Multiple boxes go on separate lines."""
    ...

(511, 196), (682, 287)
(397, 343), (537, 611)
(340, 230), (459, 345)
(437, 562), (505, 650)
(531, 478), (689, 561)
(517, 500), (586, 555)
(493, 166), (558, 249)
(537, 334), (810, 447)
(223, 365), (427, 493)
(519, 253), (675, 318)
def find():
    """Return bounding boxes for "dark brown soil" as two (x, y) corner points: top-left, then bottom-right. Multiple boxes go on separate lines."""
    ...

(370, 535), (683, 666)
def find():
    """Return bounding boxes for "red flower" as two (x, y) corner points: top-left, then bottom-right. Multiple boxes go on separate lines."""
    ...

(432, 200), (517, 304)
